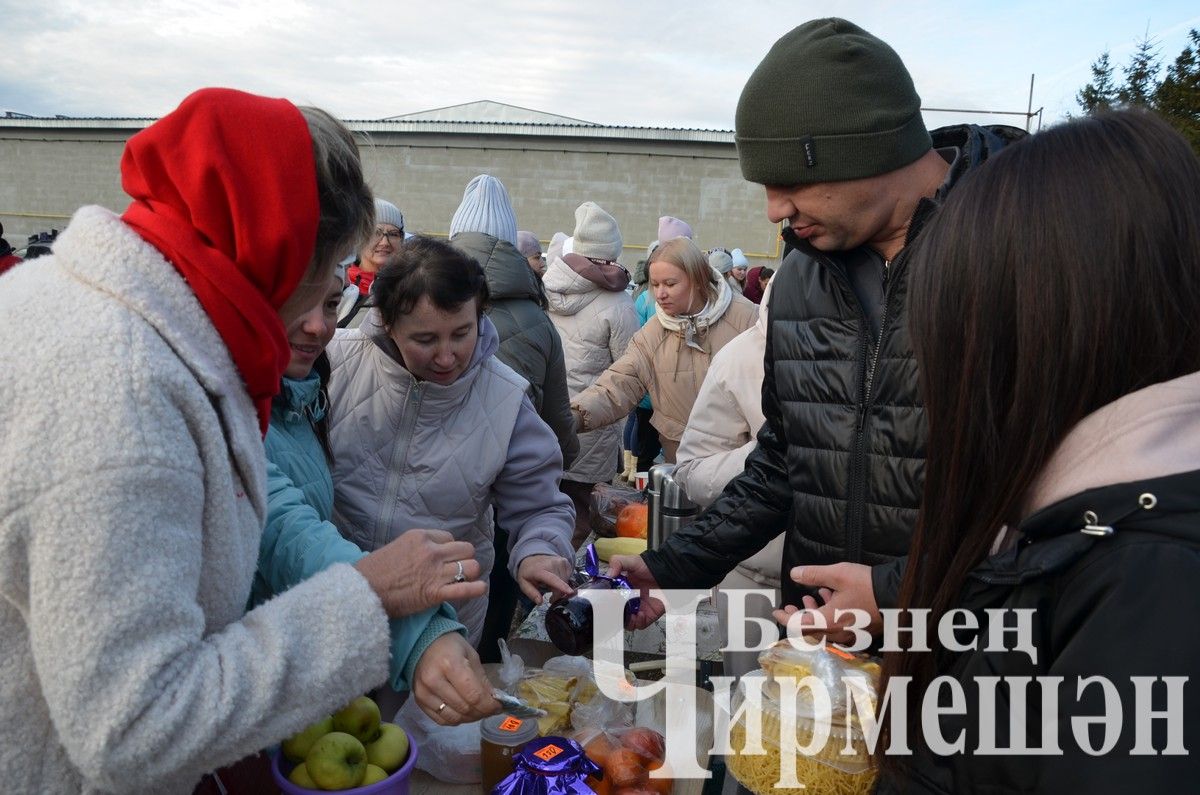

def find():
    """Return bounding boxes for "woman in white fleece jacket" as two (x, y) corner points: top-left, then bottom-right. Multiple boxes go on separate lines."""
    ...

(0, 89), (496, 795)
(673, 279), (785, 683)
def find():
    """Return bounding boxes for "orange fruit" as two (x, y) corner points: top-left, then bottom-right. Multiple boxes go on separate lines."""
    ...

(615, 503), (649, 539)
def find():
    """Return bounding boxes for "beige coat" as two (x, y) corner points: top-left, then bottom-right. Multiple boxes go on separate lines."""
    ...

(572, 295), (757, 462)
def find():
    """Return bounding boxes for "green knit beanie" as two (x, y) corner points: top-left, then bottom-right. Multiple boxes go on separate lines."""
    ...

(735, 18), (932, 185)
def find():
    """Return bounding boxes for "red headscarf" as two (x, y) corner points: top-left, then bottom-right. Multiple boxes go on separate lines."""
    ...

(120, 87), (320, 436)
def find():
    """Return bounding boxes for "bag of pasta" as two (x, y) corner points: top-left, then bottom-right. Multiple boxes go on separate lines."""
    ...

(726, 641), (881, 795)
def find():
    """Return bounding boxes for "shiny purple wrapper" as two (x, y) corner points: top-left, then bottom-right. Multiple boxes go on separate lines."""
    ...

(492, 737), (601, 795)
(583, 544), (641, 617)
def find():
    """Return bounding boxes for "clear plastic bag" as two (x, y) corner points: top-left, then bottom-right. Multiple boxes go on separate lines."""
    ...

(588, 482), (647, 538)
(725, 642), (882, 795)
(394, 696), (482, 784)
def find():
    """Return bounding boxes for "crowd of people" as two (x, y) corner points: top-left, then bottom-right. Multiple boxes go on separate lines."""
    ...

(1, 14), (1198, 795)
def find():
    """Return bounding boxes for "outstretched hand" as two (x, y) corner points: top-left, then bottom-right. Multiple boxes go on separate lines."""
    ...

(355, 529), (485, 618)
(772, 562), (881, 646)
(515, 554), (575, 605)
(412, 632), (501, 725)
(607, 554), (665, 630)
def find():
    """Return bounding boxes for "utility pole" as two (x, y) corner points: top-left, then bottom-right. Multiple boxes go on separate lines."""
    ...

(1026, 74), (1035, 132)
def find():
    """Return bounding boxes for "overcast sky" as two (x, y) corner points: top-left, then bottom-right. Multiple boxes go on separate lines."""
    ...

(2, 1), (1198, 131)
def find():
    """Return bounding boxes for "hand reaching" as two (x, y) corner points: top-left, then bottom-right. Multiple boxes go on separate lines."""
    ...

(515, 554), (574, 605)
(354, 529), (485, 617)
(606, 554), (665, 630)
(772, 562), (882, 647)
(411, 632), (501, 725)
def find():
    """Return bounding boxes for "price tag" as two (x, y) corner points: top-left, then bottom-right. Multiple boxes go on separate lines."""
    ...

(500, 717), (523, 732)
(534, 744), (564, 762)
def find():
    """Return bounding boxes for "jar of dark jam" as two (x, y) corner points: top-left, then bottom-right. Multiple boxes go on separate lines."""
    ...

(545, 577), (637, 656)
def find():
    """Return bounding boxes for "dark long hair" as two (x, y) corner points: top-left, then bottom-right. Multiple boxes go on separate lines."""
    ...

(312, 351), (335, 464)
(373, 236), (490, 326)
(882, 110), (1200, 757)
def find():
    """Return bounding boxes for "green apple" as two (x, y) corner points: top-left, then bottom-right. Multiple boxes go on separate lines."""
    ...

(332, 695), (382, 744)
(305, 731), (368, 790)
(281, 716), (334, 763)
(362, 764), (389, 785)
(287, 762), (318, 789)
(364, 722), (410, 773)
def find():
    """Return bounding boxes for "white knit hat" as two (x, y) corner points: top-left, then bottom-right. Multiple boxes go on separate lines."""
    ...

(731, 247), (749, 267)
(709, 249), (735, 275)
(374, 198), (404, 231)
(564, 201), (622, 262)
(449, 175), (518, 246)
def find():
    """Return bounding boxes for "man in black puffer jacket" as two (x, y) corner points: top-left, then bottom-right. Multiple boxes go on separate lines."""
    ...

(613, 19), (1024, 623)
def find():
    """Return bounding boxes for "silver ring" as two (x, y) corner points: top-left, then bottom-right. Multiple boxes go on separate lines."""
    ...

(452, 560), (466, 584)
(436, 702), (447, 713)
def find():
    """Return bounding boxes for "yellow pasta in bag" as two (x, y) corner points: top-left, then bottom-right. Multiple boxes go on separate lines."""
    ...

(726, 643), (880, 795)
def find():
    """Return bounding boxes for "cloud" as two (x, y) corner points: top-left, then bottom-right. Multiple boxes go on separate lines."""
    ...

(1, 0), (1197, 129)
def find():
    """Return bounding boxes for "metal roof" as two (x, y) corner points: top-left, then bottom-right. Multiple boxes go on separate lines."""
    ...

(384, 100), (598, 126)
(1, 110), (735, 144)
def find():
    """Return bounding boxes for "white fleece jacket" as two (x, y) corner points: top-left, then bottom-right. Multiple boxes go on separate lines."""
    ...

(674, 280), (784, 587)
(0, 207), (392, 794)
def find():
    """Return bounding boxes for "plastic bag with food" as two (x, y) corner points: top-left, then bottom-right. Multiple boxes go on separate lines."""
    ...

(588, 482), (647, 538)
(725, 641), (881, 795)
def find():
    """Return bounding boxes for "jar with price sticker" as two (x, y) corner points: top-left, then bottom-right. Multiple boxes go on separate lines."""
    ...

(491, 736), (600, 794)
(481, 713), (540, 792)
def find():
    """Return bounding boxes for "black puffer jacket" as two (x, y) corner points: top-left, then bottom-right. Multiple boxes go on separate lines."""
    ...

(644, 125), (1024, 606)
(451, 232), (578, 467)
(875, 468), (1200, 794)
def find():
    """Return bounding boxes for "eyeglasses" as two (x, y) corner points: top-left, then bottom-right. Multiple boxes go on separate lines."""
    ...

(372, 227), (404, 242)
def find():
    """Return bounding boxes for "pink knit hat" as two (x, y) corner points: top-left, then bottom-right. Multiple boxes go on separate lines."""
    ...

(658, 215), (693, 242)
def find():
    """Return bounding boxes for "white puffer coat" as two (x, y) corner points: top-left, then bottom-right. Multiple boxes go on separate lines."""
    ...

(543, 253), (640, 484)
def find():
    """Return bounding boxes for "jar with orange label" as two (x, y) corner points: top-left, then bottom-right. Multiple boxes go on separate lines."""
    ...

(480, 713), (540, 793)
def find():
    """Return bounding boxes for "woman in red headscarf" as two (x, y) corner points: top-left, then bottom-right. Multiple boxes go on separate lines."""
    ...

(0, 88), (498, 794)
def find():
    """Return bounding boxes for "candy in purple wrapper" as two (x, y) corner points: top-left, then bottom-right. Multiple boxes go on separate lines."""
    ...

(545, 545), (641, 656)
(492, 736), (601, 794)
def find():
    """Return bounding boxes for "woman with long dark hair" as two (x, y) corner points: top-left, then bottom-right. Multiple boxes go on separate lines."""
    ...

(875, 110), (1200, 791)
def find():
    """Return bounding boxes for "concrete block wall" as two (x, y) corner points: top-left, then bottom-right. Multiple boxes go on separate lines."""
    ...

(360, 136), (781, 268)
(0, 136), (127, 247)
(1, 127), (784, 267)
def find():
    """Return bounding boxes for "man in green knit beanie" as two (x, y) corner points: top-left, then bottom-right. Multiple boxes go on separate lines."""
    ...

(609, 16), (1026, 704)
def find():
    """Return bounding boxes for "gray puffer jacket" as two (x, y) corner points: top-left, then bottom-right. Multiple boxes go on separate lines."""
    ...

(325, 311), (575, 641)
(451, 232), (579, 468)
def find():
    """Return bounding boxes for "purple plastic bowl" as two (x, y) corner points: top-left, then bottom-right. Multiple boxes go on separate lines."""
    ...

(271, 738), (419, 795)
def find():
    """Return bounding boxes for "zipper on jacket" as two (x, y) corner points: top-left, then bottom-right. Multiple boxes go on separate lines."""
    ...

(857, 258), (892, 434)
(819, 247), (904, 564)
(378, 382), (422, 550)
(810, 250), (885, 564)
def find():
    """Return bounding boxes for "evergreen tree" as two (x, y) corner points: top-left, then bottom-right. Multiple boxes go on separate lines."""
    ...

(1077, 51), (1118, 113)
(1117, 32), (1162, 106)
(1153, 29), (1200, 155)
(1076, 30), (1200, 155)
